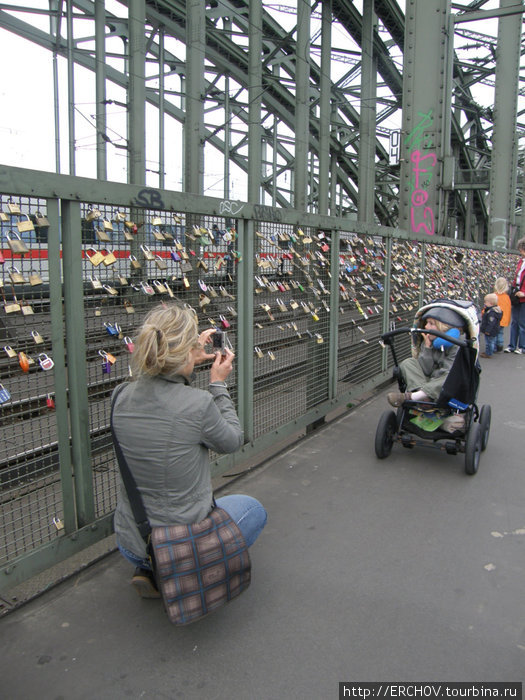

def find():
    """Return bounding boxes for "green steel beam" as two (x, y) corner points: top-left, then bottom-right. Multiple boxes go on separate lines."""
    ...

(128, 0), (146, 186)
(248, 0), (263, 204)
(47, 198), (76, 533)
(61, 200), (95, 527)
(185, 0), (206, 195)
(488, 0), (523, 247)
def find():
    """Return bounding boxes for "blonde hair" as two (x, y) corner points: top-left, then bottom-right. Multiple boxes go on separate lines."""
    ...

(494, 277), (509, 294)
(130, 302), (199, 378)
(484, 293), (498, 307)
(424, 318), (453, 333)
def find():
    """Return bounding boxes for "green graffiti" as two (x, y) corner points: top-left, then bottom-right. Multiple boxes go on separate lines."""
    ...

(405, 109), (434, 150)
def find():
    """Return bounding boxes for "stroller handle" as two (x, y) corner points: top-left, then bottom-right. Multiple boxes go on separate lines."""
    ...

(381, 327), (471, 349)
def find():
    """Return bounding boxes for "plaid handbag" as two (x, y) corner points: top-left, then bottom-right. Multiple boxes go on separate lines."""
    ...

(110, 388), (251, 625)
(149, 507), (251, 625)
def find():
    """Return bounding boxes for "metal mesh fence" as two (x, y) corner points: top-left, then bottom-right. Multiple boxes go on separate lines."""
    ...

(252, 223), (331, 438)
(0, 186), (520, 580)
(0, 196), (63, 561)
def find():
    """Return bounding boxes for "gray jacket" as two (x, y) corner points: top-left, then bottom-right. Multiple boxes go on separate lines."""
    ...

(112, 374), (243, 559)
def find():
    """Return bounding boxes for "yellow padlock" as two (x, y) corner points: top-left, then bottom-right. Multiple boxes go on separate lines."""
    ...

(17, 215), (35, 233)
(102, 250), (117, 266)
(86, 248), (104, 266)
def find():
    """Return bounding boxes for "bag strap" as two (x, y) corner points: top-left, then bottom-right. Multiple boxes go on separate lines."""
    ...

(110, 385), (152, 543)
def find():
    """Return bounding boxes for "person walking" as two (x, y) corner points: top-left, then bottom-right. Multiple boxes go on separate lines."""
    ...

(504, 237), (525, 354)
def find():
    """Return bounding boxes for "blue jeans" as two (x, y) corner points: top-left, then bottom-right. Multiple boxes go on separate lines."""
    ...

(508, 302), (525, 350)
(484, 334), (497, 356)
(118, 494), (267, 570)
(496, 327), (505, 351)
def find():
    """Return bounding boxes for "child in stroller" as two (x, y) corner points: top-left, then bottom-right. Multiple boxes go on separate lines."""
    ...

(375, 299), (491, 475)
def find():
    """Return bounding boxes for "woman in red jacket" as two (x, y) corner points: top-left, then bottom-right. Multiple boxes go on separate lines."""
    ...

(504, 237), (525, 354)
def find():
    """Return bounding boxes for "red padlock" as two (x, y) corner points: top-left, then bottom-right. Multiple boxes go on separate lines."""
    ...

(46, 394), (55, 409)
(18, 351), (30, 373)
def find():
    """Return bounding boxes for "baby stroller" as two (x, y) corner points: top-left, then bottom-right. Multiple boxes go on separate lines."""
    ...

(374, 299), (491, 475)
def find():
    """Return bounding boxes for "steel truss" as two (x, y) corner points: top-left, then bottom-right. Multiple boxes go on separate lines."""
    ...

(0, 0), (523, 242)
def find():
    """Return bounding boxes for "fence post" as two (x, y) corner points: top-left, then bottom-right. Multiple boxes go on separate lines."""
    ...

(61, 199), (95, 527)
(47, 198), (76, 532)
(237, 217), (254, 443)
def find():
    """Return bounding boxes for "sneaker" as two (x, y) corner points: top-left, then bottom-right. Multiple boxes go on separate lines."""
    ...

(131, 567), (160, 599)
(387, 391), (410, 407)
(504, 347), (514, 353)
(514, 348), (524, 355)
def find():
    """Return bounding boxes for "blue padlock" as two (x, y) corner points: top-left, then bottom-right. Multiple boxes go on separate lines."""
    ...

(0, 384), (11, 404)
(104, 322), (120, 337)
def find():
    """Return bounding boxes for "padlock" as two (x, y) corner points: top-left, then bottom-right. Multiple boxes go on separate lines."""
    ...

(9, 267), (26, 284)
(5, 230), (29, 254)
(104, 322), (120, 336)
(46, 394), (55, 409)
(4, 299), (21, 314)
(140, 244), (155, 261)
(197, 259), (208, 272)
(170, 249), (181, 262)
(198, 279), (208, 292)
(18, 351), (30, 372)
(124, 220), (136, 232)
(0, 211), (8, 222)
(86, 248), (104, 266)
(4, 345), (16, 358)
(38, 353), (54, 371)
(0, 384), (11, 404)
(277, 299), (287, 313)
(96, 228), (112, 242)
(153, 280), (168, 294)
(90, 276), (102, 290)
(31, 330), (44, 344)
(34, 212), (50, 227)
(124, 336), (135, 353)
(220, 315), (230, 329)
(129, 254), (141, 270)
(0, 249), (4, 264)
(116, 273), (128, 286)
(140, 281), (155, 296)
(152, 228), (165, 241)
(103, 284), (118, 296)
(254, 346), (264, 359)
(123, 301), (135, 314)
(123, 228), (134, 242)
(102, 219), (113, 232)
(29, 269), (43, 286)
(101, 250), (117, 266)
(21, 303), (34, 316)
(155, 255), (168, 270)
(85, 208), (101, 222)
(7, 201), (21, 215)
(182, 275), (190, 289)
(16, 214), (34, 234)
(152, 216), (163, 226)
(101, 359), (112, 374)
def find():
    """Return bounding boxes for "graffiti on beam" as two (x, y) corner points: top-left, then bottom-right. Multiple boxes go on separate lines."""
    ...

(405, 110), (437, 235)
(219, 200), (246, 217)
(253, 205), (282, 223)
(133, 188), (165, 209)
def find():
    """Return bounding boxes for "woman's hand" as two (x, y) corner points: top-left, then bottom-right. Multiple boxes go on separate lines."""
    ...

(517, 290), (525, 298)
(193, 328), (218, 365)
(210, 347), (235, 383)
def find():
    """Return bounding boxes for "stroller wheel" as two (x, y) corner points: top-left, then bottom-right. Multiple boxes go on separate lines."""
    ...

(479, 405), (491, 451)
(465, 421), (482, 475)
(375, 410), (397, 459)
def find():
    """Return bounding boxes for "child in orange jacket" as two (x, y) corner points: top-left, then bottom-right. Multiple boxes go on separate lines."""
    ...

(494, 277), (511, 352)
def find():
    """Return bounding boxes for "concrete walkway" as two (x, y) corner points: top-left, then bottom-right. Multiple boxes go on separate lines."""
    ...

(1, 351), (524, 699)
